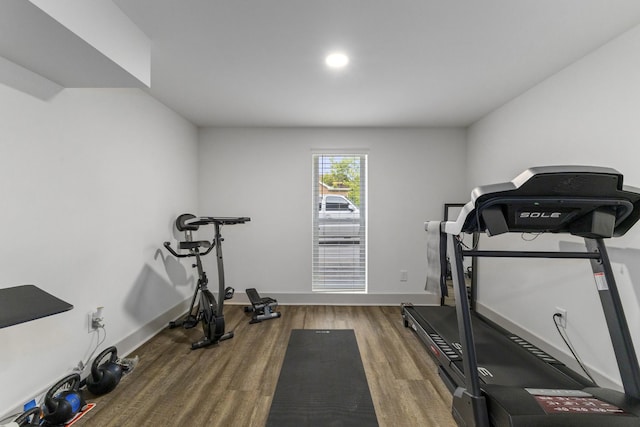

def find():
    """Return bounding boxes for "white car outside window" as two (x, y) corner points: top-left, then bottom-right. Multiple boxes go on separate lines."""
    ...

(318, 195), (360, 242)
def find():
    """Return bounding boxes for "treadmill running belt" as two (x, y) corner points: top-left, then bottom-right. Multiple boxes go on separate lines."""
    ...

(409, 305), (586, 389)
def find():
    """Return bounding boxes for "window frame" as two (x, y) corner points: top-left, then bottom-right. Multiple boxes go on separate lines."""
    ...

(311, 152), (368, 293)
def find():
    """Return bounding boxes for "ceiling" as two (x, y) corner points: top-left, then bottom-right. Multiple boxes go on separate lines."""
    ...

(6, 1), (640, 128)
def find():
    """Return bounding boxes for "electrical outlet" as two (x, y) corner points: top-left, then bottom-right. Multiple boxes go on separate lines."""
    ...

(555, 307), (567, 328)
(92, 316), (104, 329)
(88, 306), (104, 332)
(400, 270), (408, 282)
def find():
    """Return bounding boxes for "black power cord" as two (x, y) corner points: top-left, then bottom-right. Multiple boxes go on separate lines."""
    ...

(553, 313), (597, 384)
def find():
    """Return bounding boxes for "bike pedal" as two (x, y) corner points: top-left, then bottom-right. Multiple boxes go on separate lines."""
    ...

(183, 316), (198, 329)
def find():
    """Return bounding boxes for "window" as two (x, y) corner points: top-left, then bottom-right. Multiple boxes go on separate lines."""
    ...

(312, 154), (367, 292)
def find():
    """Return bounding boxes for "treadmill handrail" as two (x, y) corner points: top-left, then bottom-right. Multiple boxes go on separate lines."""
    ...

(462, 250), (601, 259)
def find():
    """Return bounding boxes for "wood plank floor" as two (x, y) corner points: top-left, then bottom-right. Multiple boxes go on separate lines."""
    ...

(76, 305), (455, 427)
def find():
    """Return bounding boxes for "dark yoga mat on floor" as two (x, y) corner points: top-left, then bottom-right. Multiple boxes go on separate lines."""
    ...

(266, 329), (378, 427)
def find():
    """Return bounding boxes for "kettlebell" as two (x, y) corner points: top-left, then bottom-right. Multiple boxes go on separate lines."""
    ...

(13, 406), (41, 427)
(0, 406), (42, 427)
(86, 346), (123, 395)
(42, 373), (84, 426)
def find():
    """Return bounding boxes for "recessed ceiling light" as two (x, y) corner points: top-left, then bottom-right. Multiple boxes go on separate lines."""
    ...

(325, 52), (349, 69)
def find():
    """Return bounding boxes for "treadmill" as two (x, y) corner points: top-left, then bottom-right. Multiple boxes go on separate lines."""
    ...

(402, 166), (640, 426)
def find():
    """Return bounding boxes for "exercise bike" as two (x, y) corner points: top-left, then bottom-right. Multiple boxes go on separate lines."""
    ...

(164, 213), (250, 350)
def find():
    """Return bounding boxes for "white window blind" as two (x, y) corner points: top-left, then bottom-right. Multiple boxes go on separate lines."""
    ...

(312, 154), (367, 292)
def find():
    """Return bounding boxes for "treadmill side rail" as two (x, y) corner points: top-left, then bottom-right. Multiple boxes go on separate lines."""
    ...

(586, 238), (640, 399)
(450, 235), (489, 413)
(452, 387), (490, 427)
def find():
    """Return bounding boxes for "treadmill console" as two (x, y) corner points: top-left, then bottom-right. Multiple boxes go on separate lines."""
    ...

(446, 166), (640, 238)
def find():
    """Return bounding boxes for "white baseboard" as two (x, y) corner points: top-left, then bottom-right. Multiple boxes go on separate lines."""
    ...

(0, 299), (193, 423)
(476, 302), (622, 391)
(116, 292), (439, 358)
(227, 291), (440, 306)
(115, 298), (192, 358)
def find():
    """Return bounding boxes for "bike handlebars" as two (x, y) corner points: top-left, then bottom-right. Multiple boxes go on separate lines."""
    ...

(163, 241), (215, 258)
(163, 215), (251, 259)
(163, 241), (188, 258)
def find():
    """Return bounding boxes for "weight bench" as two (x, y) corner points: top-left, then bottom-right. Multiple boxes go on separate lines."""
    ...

(244, 288), (281, 324)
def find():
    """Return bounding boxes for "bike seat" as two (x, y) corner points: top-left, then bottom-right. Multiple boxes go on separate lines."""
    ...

(178, 241), (211, 250)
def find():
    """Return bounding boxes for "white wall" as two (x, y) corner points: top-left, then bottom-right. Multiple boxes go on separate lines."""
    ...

(198, 127), (467, 304)
(467, 24), (640, 389)
(6, 16), (639, 418)
(0, 85), (198, 418)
